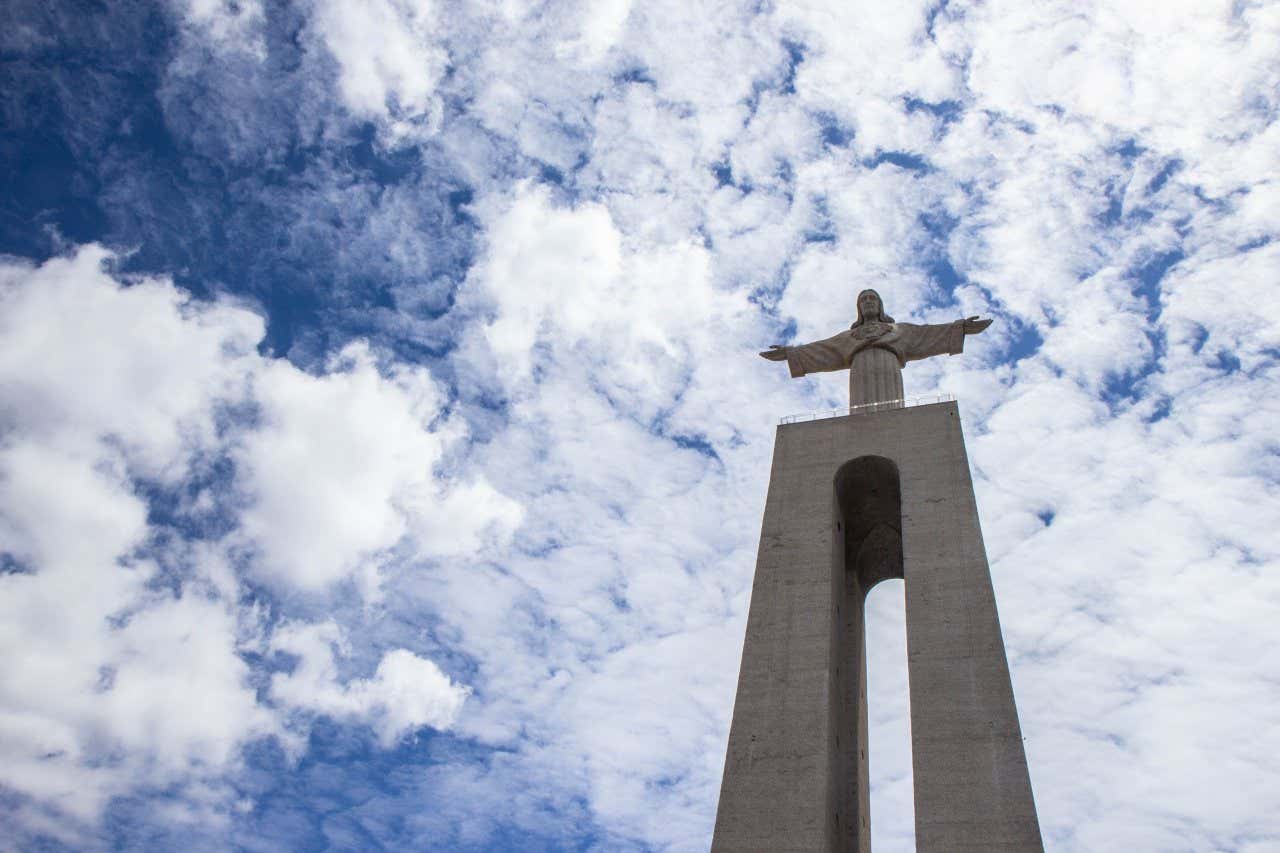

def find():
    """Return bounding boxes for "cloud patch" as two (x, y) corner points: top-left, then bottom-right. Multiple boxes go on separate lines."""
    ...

(271, 620), (470, 747)
(0, 248), (489, 840)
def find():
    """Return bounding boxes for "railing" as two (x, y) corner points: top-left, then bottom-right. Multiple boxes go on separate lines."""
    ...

(779, 393), (954, 424)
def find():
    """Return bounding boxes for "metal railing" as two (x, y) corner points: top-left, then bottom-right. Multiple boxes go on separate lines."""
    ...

(780, 393), (954, 424)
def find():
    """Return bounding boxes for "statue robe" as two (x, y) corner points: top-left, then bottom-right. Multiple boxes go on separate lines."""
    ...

(784, 320), (967, 406)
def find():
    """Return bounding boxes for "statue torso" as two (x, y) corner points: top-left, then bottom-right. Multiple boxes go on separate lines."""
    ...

(851, 321), (894, 342)
(845, 321), (905, 367)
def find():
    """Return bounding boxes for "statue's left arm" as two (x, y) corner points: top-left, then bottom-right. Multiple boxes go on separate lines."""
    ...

(897, 316), (992, 363)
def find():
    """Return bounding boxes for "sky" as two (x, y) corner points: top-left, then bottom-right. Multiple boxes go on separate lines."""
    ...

(1, 0), (1278, 850)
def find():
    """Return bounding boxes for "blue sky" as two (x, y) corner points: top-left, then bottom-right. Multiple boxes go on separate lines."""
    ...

(2, 1), (1279, 850)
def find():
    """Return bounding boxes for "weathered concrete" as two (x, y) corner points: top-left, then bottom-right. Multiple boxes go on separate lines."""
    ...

(712, 402), (1041, 852)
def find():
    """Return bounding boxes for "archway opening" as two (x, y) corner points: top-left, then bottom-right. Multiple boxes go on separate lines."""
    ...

(832, 455), (908, 851)
(829, 450), (911, 845)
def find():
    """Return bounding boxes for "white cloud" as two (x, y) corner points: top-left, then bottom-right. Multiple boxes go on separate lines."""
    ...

(308, 0), (449, 139)
(0, 250), (275, 825)
(952, 0), (1280, 165)
(458, 182), (767, 423)
(171, 0), (267, 57)
(0, 246), (262, 480)
(773, 0), (961, 154)
(270, 620), (470, 747)
(235, 341), (521, 592)
(554, 0), (634, 65)
(1161, 242), (1280, 373)
(0, 248), (488, 836)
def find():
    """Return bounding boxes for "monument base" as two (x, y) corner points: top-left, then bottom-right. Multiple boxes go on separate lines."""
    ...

(712, 401), (1042, 853)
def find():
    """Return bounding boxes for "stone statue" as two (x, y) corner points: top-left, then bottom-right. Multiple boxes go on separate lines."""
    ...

(760, 289), (992, 406)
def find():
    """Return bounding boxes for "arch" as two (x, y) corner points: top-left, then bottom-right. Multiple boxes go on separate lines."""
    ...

(835, 455), (904, 591)
(828, 455), (906, 852)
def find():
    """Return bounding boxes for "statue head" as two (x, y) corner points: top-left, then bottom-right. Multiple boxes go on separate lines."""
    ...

(853, 289), (894, 326)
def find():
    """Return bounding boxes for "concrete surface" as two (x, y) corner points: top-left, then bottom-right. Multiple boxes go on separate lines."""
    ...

(711, 402), (1042, 852)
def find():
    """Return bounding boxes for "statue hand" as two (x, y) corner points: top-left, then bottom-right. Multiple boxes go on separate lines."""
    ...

(759, 345), (789, 361)
(962, 316), (993, 335)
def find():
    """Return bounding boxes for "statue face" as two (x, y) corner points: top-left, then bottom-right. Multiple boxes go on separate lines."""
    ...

(857, 290), (883, 318)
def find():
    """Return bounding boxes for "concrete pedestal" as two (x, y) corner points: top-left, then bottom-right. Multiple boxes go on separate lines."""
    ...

(712, 402), (1042, 852)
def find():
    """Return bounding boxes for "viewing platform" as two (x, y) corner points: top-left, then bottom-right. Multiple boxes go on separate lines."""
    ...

(779, 392), (955, 424)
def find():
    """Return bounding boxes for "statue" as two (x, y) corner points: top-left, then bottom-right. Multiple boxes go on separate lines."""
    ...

(760, 289), (992, 407)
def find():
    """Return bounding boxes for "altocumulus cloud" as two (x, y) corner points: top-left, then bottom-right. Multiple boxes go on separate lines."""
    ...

(1, 0), (1279, 851)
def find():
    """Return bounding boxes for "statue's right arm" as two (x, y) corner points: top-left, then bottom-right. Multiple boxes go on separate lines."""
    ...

(763, 332), (853, 377)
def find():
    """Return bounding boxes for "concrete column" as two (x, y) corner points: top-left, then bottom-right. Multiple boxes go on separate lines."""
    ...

(898, 407), (1042, 852)
(711, 422), (843, 851)
(712, 402), (1041, 852)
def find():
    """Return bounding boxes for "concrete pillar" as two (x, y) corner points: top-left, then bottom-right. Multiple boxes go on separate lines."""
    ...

(712, 402), (1042, 852)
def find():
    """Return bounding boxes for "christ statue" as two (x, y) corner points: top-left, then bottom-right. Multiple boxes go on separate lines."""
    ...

(760, 289), (993, 406)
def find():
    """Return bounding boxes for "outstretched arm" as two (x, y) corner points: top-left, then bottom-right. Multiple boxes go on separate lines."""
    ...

(898, 316), (993, 363)
(759, 333), (853, 377)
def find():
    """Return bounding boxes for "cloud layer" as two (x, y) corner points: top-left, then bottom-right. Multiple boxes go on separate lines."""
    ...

(0, 248), (489, 846)
(2, 0), (1279, 850)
